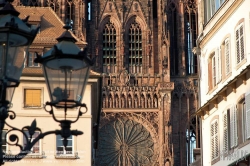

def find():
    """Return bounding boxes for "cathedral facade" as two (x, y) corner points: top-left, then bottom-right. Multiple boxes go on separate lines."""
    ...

(14, 0), (200, 165)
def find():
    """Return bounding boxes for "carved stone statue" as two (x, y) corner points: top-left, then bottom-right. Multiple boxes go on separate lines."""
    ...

(128, 96), (132, 108)
(109, 97), (113, 108)
(134, 96), (138, 108)
(154, 97), (158, 108)
(148, 97), (151, 108)
(102, 96), (106, 108)
(115, 97), (119, 108)
(141, 96), (145, 108)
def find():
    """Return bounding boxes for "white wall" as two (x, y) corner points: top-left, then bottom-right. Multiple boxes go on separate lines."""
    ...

(199, 0), (250, 165)
(4, 77), (93, 166)
(202, 79), (250, 166)
(199, 0), (250, 107)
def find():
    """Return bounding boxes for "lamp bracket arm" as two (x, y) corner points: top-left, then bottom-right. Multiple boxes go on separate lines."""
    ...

(69, 103), (88, 123)
(43, 103), (61, 123)
(2, 130), (60, 162)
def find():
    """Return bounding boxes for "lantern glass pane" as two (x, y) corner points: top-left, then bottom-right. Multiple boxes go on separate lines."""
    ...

(0, 33), (29, 86)
(43, 59), (90, 107)
(6, 87), (15, 103)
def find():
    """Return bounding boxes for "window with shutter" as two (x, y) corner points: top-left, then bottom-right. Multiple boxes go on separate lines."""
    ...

(24, 89), (42, 107)
(26, 52), (40, 67)
(2, 130), (7, 153)
(211, 0), (215, 15)
(211, 119), (219, 160)
(216, 47), (221, 83)
(245, 92), (250, 139)
(23, 131), (40, 154)
(56, 135), (74, 155)
(208, 58), (212, 91)
(212, 56), (216, 87)
(205, 0), (225, 22)
(223, 112), (228, 153)
(225, 39), (230, 75)
(241, 101), (247, 142)
(233, 105), (238, 146)
(230, 105), (238, 148)
(235, 24), (245, 64)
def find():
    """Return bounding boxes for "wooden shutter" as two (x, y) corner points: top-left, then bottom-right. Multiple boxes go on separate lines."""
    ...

(230, 104), (237, 148)
(211, 120), (219, 160)
(215, 49), (218, 84)
(219, 47), (222, 81)
(223, 112), (228, 152)
(211, 122), (215, 159)
(208, 59), (212, 91)
(216, 47), (222, 83)
(230, 105), (234, 148)
(211, 0), (215, 15)
(214, 120), (219, 158)
(225, 39), (230, 75)
(212, 56), (216, 87)
(25, 89), (41, 107)
(239, 25), (244, 61)
(245, 92), (250, 139)
(236, 28), (240, 64)
(233, 105), (238, 146)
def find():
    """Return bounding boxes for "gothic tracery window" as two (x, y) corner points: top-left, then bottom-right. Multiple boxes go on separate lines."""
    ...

(128, 20), (142, 74)
(47, 0), (60, 16)
(102, 21), (117, 73)
(66, 0), (75, 28)
(168, 3), (178, 75)
(184, 0), (198, 75)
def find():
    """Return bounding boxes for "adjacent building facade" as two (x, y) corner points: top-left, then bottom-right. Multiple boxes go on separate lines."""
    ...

(3, 6), (102, 166)
(196, 0), (250, 165)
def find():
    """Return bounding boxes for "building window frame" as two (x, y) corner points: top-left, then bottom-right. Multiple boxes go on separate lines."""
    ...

(229, 104), (238, 149)
(2, 130), (7, 153)
(102, 20), (117, 73)
(211, 118), (219, 161)
(23, 88), (43, 108)
(23, 130), (41, 155)
(26, 52), (40, 67)
(224, 38), (231, 76)
(127, 20), (143, 74)
(245, 92), (250, 140)
(235, 22), (245, 65)
(66, 1), (75, 29)
(223, 110), (229, 154)
(204, 0), (225, 23)
(56, 135), (74, 156)
(212, 55), (216, 87)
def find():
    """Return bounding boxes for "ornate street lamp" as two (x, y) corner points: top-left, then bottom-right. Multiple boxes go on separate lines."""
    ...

(34, 23), (93, 149)
(0, 0), (39, 164)
(0, 1), (93, 164)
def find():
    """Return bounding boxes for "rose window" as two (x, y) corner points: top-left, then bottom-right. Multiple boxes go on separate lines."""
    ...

(96, 118), (156, 165)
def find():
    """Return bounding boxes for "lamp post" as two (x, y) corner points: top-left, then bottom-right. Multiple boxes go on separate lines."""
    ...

(0, 1), (93, 164)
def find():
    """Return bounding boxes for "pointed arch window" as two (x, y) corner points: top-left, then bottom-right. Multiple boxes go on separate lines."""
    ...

(66, 0), (75, 28)
(128, 20), (142, 74)
(168, 3), (178, 75)
(184, 0), (198, 75)
(102, 21), (117, 73)
(47, 0), (60, 16)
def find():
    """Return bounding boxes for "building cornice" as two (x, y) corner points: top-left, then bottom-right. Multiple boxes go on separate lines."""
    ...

(196, 64), (250, 118)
